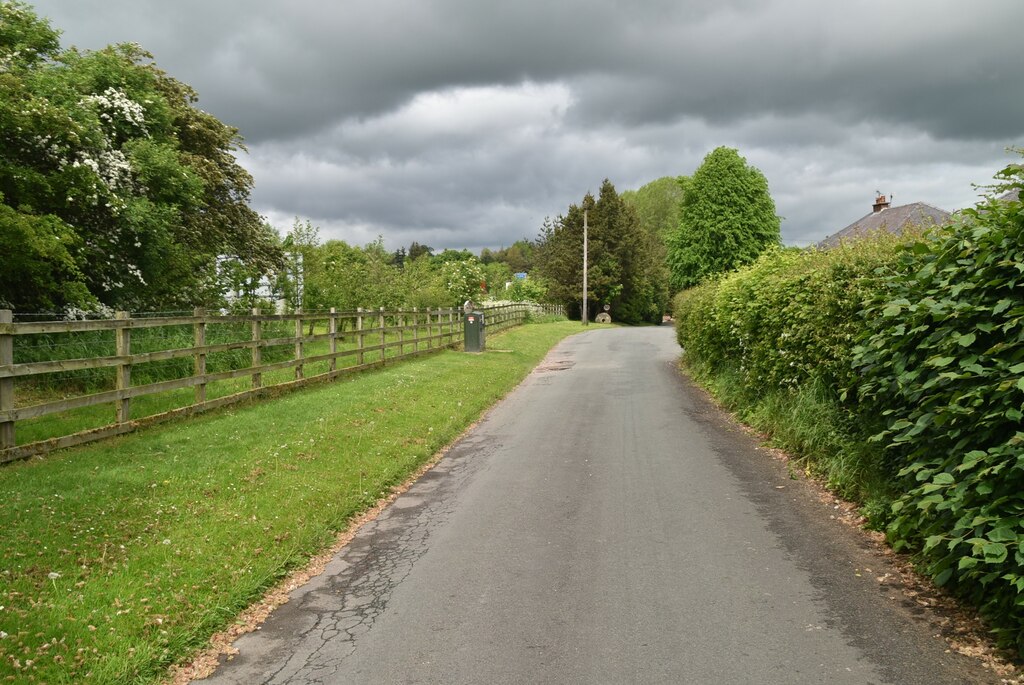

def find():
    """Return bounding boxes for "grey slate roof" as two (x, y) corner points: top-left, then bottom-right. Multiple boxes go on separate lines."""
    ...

(817, 202), (950, 248)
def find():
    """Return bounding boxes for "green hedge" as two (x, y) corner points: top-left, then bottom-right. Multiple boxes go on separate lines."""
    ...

(853, 165), (1024, 649)
(674, 236), (907, 394)
(674, 158), (1024, 650)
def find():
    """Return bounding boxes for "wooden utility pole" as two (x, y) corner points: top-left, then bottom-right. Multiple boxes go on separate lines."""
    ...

(583, 209), (588, 326)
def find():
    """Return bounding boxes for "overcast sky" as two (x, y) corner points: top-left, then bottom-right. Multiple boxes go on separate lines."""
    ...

(27, 0), (1024, 250)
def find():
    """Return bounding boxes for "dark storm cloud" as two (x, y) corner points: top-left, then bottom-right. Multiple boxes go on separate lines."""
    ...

(38, 0), (1024, 143)
(26, 0), (1024, 248)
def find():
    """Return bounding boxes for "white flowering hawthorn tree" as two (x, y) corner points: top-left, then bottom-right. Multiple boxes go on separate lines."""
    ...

(0, 2), (281, 312)
(440, 257), (486, 306)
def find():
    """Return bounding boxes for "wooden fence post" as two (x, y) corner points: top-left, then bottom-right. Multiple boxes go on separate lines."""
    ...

(413, 308), (419, 352)
(194, 307), (207, 404)
(397, 310), (405, 357)
(357, 308), (365, 365)
(115, 311), (131, 424)
(251, 308), (262, 389)
(0, 310), (14, 450)
(295, 310), (304, 380)
(448, 308), (454, 345)
(426, 308), (433, 349)
(329, 307), (338, 372)
(379, 307), (386, 363)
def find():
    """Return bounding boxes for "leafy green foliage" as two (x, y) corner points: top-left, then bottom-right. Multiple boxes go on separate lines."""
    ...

(852, 158), (1024, 649)
(272, 221), (529, 312)
(621, 175), (686, 240)
(0, 2), (281, 311)
(667, 147), (780, 289)
(440, 256), (486, 305)
(504, 274), (549, 303)
(672, 236), (908, 507)
(407, 241), (433, 261)
(674, 237), (907, 394)
(482, 260), (512, 291)
(675, 153), (1024, 650)
(0, 196), (91, 309)
(480, 239), (535, 274)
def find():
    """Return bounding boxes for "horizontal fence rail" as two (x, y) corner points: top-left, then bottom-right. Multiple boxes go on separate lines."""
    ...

(0, 303), (565, 463)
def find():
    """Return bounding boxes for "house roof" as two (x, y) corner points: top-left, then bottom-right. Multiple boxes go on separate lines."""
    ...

(817, 201), (950, 248)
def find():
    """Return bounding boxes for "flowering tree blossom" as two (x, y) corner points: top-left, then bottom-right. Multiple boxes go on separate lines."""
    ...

(0, 2), (281, 312)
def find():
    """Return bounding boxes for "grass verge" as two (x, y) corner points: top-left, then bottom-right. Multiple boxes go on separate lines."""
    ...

(0, 320), (586, 684)
(683, 359), (895, 524)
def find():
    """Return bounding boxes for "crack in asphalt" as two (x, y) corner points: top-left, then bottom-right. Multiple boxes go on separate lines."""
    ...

(204, 433), (496, 684)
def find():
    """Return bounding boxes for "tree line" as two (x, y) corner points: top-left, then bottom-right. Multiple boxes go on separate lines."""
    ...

(262, 221), (545, 314)
(533, 147), (780, 324)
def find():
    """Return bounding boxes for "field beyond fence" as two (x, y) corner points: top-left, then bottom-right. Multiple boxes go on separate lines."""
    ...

(0, 303), (563, 463)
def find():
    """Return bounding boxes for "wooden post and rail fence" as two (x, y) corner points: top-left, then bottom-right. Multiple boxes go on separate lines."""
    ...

(0, 303), (565, 464)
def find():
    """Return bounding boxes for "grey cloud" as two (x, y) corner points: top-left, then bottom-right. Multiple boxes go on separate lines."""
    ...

(39, 0), (1024, 144)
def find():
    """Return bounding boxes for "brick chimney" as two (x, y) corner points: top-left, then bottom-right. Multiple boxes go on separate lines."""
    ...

(872, 192), (891, 213)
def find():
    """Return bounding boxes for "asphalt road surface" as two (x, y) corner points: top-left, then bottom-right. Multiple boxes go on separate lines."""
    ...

(202, 327), (1000, 684)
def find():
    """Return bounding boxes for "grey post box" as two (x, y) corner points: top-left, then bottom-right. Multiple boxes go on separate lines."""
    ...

(464, 310), (485, 353)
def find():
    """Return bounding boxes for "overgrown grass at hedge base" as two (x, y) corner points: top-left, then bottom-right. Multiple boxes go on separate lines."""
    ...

(0, 320), (585, 684)
(852, 166), (1024, 651)
(674, 157), (1024, 652)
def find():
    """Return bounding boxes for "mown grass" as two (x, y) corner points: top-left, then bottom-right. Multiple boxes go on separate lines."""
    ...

(0, 320), (585, 684)
(13, 320), (459, 446)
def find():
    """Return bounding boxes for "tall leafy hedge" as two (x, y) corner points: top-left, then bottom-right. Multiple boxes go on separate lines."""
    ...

(674, 236), (907, 396)
(674, 156), (1024, 649)
(852, 162), (1024, 649)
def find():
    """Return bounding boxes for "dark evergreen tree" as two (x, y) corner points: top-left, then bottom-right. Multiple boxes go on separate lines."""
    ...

(407, 241), (433, 261)
(535, 179), (665, 324)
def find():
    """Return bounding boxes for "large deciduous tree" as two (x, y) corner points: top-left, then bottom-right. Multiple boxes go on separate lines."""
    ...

(0, 1), (281, 312)
(667, 147), (779, 290)
(621, 175), (687, 240)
